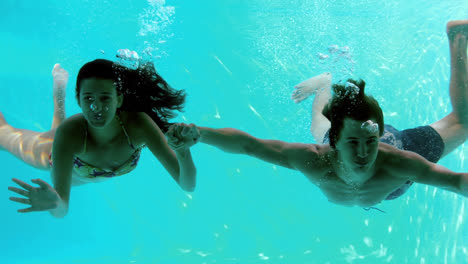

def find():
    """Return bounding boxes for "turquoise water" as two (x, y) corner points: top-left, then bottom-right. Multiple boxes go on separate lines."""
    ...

(1, 0), (467, 263)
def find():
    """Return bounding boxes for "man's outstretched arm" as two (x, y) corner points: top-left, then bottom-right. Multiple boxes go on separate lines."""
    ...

(397, 150), (468, 197)
(198, 126), (320, 171)
(424, 164), (468, 197)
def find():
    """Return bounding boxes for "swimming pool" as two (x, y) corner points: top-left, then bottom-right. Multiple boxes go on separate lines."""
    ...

(1, 0), (467, 263)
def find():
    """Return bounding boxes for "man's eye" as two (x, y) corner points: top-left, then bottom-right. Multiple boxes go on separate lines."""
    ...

(86, 97), (94, 101)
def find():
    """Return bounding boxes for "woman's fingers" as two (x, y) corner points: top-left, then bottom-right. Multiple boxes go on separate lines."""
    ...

(11, 178), (33, 192)
(166, 124), (176, 137)
(18, 207), (35, 213)
(166, 125), (179, 142)
(8, 186), (29, 197)
(9, 197), (31, 205)
(31, 179), (49, 189)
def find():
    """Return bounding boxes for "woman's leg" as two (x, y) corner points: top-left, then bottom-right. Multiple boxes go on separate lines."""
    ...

(430, 20), (468, 158)
(51, 64), (68, 129)
(291, 72), (332, 143)
(309, 80), (332, 143)
(0, 64), (68, 170)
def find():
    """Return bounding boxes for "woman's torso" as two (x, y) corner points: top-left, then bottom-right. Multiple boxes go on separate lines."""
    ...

(68, 112), (146, 183)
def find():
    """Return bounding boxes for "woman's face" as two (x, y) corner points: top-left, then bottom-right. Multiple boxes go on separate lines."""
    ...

(79, 78), (123, 128)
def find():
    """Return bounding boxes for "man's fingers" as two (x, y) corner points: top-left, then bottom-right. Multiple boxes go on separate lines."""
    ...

(8, 187), (29, 197)
(181, 125), (191, 137)
(9, 197), (31, 205)
(12, 178), (33, 192)
(190, 128), (199, 140)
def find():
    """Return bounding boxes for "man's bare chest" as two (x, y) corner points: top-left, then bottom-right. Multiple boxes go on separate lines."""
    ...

(316, 172), (409, 207)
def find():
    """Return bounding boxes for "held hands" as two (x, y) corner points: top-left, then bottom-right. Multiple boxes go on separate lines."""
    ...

(8, 178), (60, 213)
(165, 123), (200, 151)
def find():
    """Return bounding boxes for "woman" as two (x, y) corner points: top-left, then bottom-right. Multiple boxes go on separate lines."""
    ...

(4, 58), (198, 218)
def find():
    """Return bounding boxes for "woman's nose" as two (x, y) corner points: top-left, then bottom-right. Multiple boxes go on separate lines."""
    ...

(90, 102), (102, 112)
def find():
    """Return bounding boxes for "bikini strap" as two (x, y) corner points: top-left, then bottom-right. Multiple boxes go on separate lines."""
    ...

(83, 120), (88, 153)
(116, 115), (135, 149)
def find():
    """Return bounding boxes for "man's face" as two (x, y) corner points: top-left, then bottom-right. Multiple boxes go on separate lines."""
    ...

(335, 118), (380, 172)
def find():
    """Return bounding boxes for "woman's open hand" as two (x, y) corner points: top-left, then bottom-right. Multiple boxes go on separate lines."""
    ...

(8, 178), (60, 213)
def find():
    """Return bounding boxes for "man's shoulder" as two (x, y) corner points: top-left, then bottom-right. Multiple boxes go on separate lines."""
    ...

(288, 143), (331, 157)
(289, 143), (332, 171)
(377, 143), (430, 179)
(378, 142), (423, 161)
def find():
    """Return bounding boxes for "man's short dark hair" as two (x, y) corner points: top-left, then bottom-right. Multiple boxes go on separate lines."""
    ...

(322, 79), (384, 148)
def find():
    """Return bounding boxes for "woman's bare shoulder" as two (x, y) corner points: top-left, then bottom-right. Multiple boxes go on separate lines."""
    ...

(59, 114), (86, 131)
(120, 111), (160, 129)
(119, 111), (160, 145)
(54, 114), (87, 148)
(120, 111), (149, 123)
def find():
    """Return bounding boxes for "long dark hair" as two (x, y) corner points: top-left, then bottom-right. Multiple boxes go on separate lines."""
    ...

(76, 59), (185, 132)
(322, 79), (384, 148)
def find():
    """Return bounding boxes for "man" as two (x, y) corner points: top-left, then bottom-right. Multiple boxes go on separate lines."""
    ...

(168, 20), (468, 208)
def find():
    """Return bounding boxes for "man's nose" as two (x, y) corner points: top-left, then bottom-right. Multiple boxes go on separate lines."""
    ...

(357, 142), (368, 158)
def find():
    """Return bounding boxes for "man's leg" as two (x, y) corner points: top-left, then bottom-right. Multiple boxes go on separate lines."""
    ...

(430, 20), (468, 158)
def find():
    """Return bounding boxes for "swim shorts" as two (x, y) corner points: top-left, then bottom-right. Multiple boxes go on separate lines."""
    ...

(323, 125), (445, 200)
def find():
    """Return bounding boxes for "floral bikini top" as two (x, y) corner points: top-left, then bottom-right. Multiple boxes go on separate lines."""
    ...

(72, 116), (143, 179)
